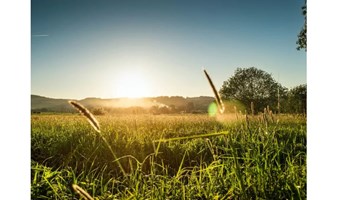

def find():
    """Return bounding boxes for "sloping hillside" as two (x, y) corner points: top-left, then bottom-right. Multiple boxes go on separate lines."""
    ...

(31, 95), (215, 113)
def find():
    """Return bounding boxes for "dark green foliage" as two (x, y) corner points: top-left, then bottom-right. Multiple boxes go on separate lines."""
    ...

(92, 107), (106, 115)
(219, 67), (287, 114)
(285, 84), (307, 114)
(297, 1), (307, 51)
(185, 102), (195, 113)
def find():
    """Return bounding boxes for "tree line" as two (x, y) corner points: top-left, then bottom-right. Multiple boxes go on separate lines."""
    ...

(219, 67), (306, 114)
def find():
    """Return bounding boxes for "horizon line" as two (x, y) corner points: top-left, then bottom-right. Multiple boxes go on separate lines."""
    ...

(31, 94), (215, 100)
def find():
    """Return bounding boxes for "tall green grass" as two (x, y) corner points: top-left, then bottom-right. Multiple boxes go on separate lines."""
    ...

(31, 113), (306, 199)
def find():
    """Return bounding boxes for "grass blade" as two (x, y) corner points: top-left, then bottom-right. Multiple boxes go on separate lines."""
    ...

(72, 184), (94, 200)
(203, 69), (225, 114)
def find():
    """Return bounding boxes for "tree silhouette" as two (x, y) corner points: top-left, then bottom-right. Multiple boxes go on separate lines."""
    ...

(297, 1), (307, 51)
(219, 67), (286, 114)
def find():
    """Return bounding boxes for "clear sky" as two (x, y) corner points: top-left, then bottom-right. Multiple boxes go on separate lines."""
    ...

(32, 0), (306, 99)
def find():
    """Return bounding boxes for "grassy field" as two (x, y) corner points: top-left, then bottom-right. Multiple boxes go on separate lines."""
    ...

(31, 113), (306, 199)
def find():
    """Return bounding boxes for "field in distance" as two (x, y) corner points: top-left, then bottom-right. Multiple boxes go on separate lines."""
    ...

(31, 113), (306, 199)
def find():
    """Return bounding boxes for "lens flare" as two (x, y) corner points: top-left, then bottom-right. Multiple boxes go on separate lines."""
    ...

(208, 102), (218, 117)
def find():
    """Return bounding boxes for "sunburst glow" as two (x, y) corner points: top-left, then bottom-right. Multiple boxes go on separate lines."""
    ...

(114, 71), (151, 98)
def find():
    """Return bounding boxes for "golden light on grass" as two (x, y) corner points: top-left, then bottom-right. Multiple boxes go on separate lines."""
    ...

(114, 71), (151, 98)
(68, 100), (126, 175)
(68, 101), (100, 133)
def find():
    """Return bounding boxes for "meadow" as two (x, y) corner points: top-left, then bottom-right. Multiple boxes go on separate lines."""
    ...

(31, 112), (306, 199)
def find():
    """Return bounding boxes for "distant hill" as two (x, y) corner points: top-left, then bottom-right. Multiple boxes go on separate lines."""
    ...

(31, 95), (73, 112)
(31, 95), (215, 113)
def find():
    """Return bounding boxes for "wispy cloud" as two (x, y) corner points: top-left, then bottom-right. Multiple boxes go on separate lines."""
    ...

(32, 34), (49, 37)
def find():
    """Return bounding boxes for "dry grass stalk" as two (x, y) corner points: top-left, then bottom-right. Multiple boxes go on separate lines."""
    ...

(245, 110), (250, 129)
(72, 184), (94, 200)
(68, 101), (101, 133)
(203, 69), (225, 114)
(234, 106), (238, 120)
(277, 87), (280, 114)
(263, 108), (269, 126)
(251, 102), (254, 116)
(269, 110), (275, 123)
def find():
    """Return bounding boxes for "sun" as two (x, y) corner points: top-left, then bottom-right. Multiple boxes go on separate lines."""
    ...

(114, 71), (151, 98)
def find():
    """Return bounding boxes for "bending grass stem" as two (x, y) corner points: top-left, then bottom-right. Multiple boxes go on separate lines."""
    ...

(153, 131), (228, 143)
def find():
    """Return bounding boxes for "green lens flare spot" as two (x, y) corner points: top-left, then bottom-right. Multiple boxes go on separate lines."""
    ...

(208, 102), (218, 117)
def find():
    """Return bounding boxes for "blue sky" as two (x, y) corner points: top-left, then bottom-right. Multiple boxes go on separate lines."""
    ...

(32, 0), (306, 99)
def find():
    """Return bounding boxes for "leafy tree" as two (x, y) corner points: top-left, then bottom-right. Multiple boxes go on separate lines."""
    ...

(185, 102), (195, 113)
(219, 67), (287, 113)
(297, 1), (307, 51)
(92, 107), (106, 115)
(285, 84), (307, 113)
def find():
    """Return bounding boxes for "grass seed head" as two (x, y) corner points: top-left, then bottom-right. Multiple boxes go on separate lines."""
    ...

(72, 184), (94, 200)
(68, 100), (101, 133)
(203, 69), (225, 114)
